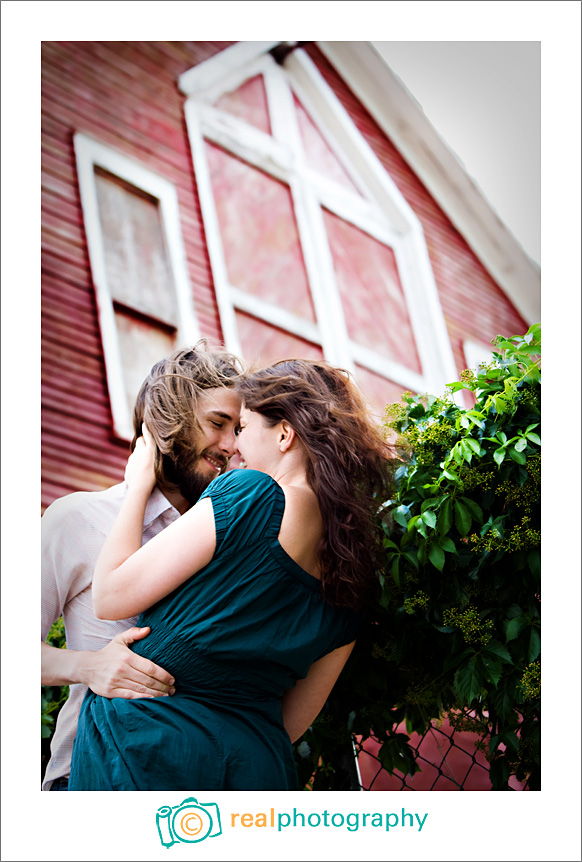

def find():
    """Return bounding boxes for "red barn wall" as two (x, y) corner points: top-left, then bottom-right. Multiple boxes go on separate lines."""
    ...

(41, 41), (528, 513)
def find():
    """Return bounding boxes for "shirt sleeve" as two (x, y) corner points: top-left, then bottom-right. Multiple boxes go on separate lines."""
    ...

(41, 494), (103, 640)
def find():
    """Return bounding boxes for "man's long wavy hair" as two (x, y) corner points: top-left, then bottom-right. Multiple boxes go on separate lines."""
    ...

(237, 359), (394, 610)
(131, 341), (243, 492)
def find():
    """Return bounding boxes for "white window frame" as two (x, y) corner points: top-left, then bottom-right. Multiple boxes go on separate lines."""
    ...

(463, 339), (495, 371)
(180, 43), (457, 397)
(74, 133), (200, 440)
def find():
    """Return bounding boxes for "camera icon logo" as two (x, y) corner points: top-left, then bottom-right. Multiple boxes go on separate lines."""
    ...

(156, 797), (222, 848)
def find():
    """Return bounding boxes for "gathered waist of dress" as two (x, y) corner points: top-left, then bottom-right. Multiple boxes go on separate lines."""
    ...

(131, 631), (291, 706)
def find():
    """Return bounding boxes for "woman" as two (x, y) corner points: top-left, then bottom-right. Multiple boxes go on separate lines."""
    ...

(69, 359), (392, 790)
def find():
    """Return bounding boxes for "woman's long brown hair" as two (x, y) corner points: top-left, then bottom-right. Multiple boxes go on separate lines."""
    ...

(237, 359), (393, 610)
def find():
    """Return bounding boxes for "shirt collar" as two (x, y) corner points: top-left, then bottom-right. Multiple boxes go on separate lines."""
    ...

(143, 485), (181, 526)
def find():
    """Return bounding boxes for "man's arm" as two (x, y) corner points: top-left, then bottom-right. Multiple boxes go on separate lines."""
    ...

(41, 627), (175, 698)
(41, 491), (175, 699)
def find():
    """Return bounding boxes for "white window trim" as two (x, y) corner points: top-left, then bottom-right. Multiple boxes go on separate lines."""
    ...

(463, 339), (495, 372)
(181, 45), (459, 397)
(74, 132), (200, 440)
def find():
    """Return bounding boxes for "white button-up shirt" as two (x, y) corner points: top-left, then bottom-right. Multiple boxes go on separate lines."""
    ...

(41, 482), (180, 790)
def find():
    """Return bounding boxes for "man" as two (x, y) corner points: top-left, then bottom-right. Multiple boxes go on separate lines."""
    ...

(41, 341), (242, 790)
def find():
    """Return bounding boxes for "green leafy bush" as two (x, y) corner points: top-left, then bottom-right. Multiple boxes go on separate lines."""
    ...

(42, 618), (68, 745)
(294, 324), (541, 791)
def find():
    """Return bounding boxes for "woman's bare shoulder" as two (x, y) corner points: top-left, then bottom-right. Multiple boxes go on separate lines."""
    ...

(278, 484), (323, 577)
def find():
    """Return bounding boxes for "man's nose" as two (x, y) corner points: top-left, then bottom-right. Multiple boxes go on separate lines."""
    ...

(219, 427), (237, 457)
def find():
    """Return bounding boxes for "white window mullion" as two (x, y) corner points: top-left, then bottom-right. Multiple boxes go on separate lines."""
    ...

(157, 195), (200, 345)
(230, 286), (321, 345)
(198, 104), (291, 180)
(397, 230), (458, 392)
(350, 342), (426, 395)
(264, 62), (303, 158)
(291, 177), (354, 370)
(183, 103), (242, 356)
(308, 171), (401, 246)
(286, 49), (414, 235)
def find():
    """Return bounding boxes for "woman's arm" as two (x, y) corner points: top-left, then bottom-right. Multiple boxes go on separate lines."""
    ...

(281, 641), (355, 743)
(92, 430), (217, 621)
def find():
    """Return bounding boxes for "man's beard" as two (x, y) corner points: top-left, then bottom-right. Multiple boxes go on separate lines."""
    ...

(162, 449), (223, 506)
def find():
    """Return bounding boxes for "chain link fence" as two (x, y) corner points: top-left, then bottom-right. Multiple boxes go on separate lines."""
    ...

(354, 711), (528, 791)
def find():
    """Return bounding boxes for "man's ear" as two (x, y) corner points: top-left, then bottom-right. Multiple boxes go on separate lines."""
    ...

(278, 421), (295, 452)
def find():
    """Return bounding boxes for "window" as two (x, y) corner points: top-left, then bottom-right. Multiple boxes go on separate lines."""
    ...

(74, 134), (199, 439)
(180, 44), (456, 415)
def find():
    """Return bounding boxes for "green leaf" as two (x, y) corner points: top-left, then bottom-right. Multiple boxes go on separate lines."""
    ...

(391, 557), (401, 588)
(528, 628), (541, 663)
(466, 412), (485, 429)
(492, 677), (517, 723)
(493, 448), (506, 467)
(505, 616), (529, 643)
(509, 447), (527, 464)
(442, 468), (460, 483)
(454, 500), (472, 537)
(526, 432), (541, 446)
(453, 443), (465, 465)
(480, 655), (503, 686)
(514, 437), (527, 452)
(493, 395), (511, 414)
(527, 549), (541, 579)
(383, 539), (400, 552)
(501, 732), (520, 753)
(393, 505), (410, 528)
(460, 497), (483, 524)
(464, 438), (485, 458)
(438, 498), (453, 534)
(483, 641), (513, 665)
(437, 535), (456, 553)
(402, 548), (420, 570)
(454, 656), (483, 704)
(523, 365), (541, 383)
(420, 496), (441, 513)
(489, 756), (510, 790)
(407, 515), (420, 532)
(428, 543), (445, 572)
(416, 520), (428, 539)
(421, 510), (437, 529)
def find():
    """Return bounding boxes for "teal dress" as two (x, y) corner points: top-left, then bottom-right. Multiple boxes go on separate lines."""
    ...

(69, 469), (360, 791)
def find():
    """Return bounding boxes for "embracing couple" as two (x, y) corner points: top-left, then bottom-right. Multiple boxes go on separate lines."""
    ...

(41, 341), (392, 791)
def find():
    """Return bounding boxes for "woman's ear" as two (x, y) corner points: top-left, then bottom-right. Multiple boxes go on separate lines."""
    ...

(278, 421), (295, 452)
